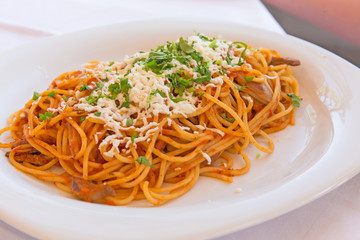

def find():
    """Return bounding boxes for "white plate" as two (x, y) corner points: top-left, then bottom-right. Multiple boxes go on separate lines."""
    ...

(0, 19), (359, 240)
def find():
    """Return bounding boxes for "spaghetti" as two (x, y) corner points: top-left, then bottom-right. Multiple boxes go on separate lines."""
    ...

(0, 34), (301, 206)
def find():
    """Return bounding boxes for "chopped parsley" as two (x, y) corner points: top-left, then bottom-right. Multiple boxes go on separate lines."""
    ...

(108, 78), (132, 100)
(62, 95), (68, 102)
(80, 84), (90, 91)
(244, 76), (254, 82)
(234, 41), (248, 65)
(47, 91), (56, 97)
(108, 82), (121, 98)
(131, 132), (138, 143)
(147, 89), (166, 103)
(225, 54), (232, 65)
(126, 118), (133, 126)
(150, 89), (166, 98)
(94, 112), (101, 117)
(186, 87), (196, 93)
(136, 156), (154, 168)
(208, 39), (218, 49)
(85, 95), (97, 104)
(169, 95), (187, 103)
(214, 59), (222, 65)
(220, 113), (235, 123)
(39, 112), (55, 121)
(79, 116), (86, 123)
(198, 92), (205, 97)
(234, 84), (248, 91)
(95, 82), (104, 90)
(109, 61), (115, 66)
(32, 92), (39, 100)
(287, 93), (302, 107)
(120, 94), (130, 108)
(178, 37), (195, 54)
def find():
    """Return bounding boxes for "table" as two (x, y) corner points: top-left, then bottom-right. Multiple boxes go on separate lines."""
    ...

(0, 1), (359, 239)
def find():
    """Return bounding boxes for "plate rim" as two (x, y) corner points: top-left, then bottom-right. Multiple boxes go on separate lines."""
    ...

(0, 18), (360, 240)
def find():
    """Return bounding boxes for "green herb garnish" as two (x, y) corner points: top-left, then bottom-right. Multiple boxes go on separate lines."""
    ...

(95, 82), (104, 90)
(287, 93), (302, 107)
(39, 112), (55, 121)
(209, 40), (218, 49)
(131, 132), (138, 143)
(234, 41), (248, 65)
(234, 84), (248, 91)
(169, 95), (187, 103)
(120, 94), (130, 108)
(220, 113), (235, 123)
(32, 92), (39, 100)
(79, 116), (86, 123)
(126, 118), (133, 126)
(47, 91), (56, 97)
(244, 76), (254, 82)
(94, 112), (101, 117)
(136, 156), (154, 168)
(80, 84), (90, 91)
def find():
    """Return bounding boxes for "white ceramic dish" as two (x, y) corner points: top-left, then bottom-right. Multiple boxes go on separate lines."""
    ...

(0, 19), (359, 240)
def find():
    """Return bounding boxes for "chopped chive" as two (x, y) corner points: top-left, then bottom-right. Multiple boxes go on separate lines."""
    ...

(62, 95), (68, 102)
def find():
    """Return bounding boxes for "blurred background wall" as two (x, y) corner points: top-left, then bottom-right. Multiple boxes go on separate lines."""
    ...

(262, 1), (360, 67)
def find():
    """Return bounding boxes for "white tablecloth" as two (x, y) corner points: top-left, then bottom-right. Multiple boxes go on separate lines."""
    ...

(0, 0), (359, 239)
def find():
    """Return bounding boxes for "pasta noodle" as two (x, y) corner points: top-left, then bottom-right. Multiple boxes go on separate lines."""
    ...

(0, 34), (301, 206)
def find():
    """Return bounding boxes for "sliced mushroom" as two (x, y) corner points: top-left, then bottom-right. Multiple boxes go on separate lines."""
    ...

(232, 74), (273, 104)
(10, 151), (52, 166)
(270, 57), (300, 66)
(71, 177), (116, 203)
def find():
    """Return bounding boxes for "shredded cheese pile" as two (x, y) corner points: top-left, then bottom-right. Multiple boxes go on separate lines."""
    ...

(69, 34), (252, 157)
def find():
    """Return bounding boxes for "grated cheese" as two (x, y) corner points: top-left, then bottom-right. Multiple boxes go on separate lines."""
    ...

(200, 151), (212, 165)
(68, 34), (250, 154)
